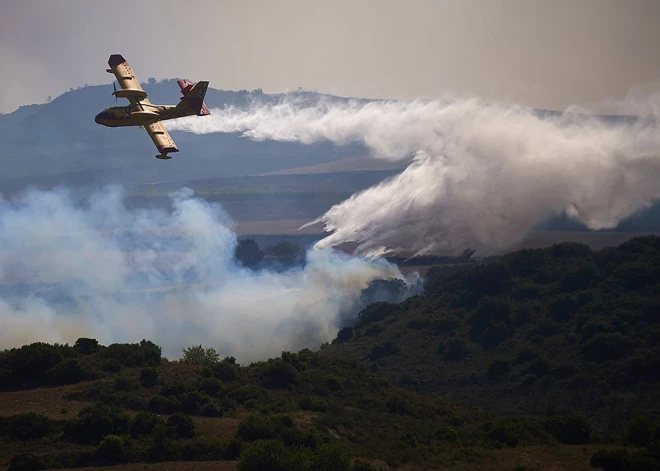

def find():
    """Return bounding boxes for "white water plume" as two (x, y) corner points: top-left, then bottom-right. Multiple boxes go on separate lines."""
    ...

(0, 186), (403, 361)
(170, 94), (660, 257)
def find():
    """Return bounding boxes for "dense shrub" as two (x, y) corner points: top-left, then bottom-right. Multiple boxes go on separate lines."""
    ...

(149, 394), (180, 414)
(386, 395), (412, 415)
(581, 333), (634, 362)
(130, 411), (162, 438)
(265, 241), (306, 266)
(370, 341), (399, 360)
(46, 358), (88, 385)
(179, 391), (209, 414)
(546, 415), (591, 445)
(200, 401), (223, 417)
(550, 294), (579, 321)
(237, 439), (311, 471)
(235, 238), (264, 267)
(360, 278), (408, 304)
(212, 359), (240, 381)
(624, 415), (657, 446)
(323, 374), (343, 392)
(297, 396), (328, 412)
(590, 449), (630, 471)
(442, 337), (469, 360)
(101, 340), (161, 367)
(481, 320), (511, 347)
(139, 367), (159, 388)
(332, 326), (354, 344)
(488, 420), (525, 447)
(8, 453), (44, 471)
(114, 375), (137, 392)
(160, 379), (195, 398)
(259, 359), (299, 389)
(65, 403), (130, 445)
(434, 426), (460, 443)
(5, 342), (67, 385)
(356, 302), (399, 327)
(470, 297), (513, 339)
(236, 415), (295, 442)
(100, 357), (122, 373)
(457, 262), (513, 298)
(74, 338), (100, 355)
(95, 434), (124, 463)
(199, 377), (223, 396)
(166, 412), (195, 439)
(311, 441), (352, 471)
(7, 413), (52, 441)
(487, 360), (511, 381)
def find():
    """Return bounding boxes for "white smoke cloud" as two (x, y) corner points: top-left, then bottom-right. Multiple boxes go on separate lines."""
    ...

(170, 94), (660, 257)
(0, 186), (403, 361)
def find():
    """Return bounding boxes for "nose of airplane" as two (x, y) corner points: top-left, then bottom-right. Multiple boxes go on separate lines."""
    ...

(94, 112), (102, 124)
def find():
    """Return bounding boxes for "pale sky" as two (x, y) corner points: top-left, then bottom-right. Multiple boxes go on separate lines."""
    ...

(1, 0), (659, 113)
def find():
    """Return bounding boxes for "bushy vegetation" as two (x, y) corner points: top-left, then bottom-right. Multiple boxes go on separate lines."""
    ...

(3, 236), (660, 470)
(0, 338), (161, 390)
(327, 236), (660, 438)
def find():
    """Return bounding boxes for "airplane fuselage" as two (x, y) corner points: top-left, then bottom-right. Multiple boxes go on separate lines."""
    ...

(94, 101), (178, 127)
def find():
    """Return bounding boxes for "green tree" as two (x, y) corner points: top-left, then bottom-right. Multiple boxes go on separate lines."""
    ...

(266, 241), (306, 265)
(235, 239), (264, 267)
(181, 345), (220, 366)
(96, 434), (124, 463)
(546, 415), (592, 445)
(238, 439), (314, 471)
(7, 413), (52, 441)
(65, 403), (130, 445)
(130, 411), (162, 438)
(140, 367), (159, 388)
(624, 415), (657, 446)
(74, 338), (99, 354)
(167, 412), (195, 439)
(46, 358), (87, 385)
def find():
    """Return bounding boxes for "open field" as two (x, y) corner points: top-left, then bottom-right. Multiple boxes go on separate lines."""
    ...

(253, 155), (409, 176)
(49, 463), (238, 471)
(44, 444), (606, 471)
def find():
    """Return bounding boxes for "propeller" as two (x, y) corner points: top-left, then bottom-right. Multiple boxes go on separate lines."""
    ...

(112, 82), (117, 103)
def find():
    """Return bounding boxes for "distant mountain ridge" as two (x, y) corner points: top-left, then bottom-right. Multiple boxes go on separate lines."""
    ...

(2, 82), (657, 232)
(0, 80), (368, 191)
(0, 81), (641, 193)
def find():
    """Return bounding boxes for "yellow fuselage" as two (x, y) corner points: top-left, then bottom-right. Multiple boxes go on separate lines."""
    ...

(94, 101), (177, 127)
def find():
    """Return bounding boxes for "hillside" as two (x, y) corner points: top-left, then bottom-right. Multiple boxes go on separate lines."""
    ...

(1, 238), (660, 470)
(324, 236), (660, 437)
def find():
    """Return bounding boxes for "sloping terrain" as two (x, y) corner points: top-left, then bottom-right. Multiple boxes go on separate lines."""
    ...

(1, 238), (660, 470)
(324, 236), (660, 438)
(254, 155), (410, 176)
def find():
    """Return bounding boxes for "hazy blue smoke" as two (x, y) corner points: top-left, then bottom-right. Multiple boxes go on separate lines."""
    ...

(0, 186), (403, 361)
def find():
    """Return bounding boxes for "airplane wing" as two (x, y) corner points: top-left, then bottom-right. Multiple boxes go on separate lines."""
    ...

(106, 54), (147, 100)
(144, 121), (179, 157)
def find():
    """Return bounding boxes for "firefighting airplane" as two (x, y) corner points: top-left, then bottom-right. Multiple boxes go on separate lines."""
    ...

(94, 54), (210, 159)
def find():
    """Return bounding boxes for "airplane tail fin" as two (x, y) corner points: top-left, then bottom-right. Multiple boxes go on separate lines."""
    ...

(177, 79), (210, 116)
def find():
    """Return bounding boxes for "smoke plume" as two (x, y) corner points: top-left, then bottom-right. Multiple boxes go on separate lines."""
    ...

(169, 94), (660, 257)
(0, 186), (403, 361)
